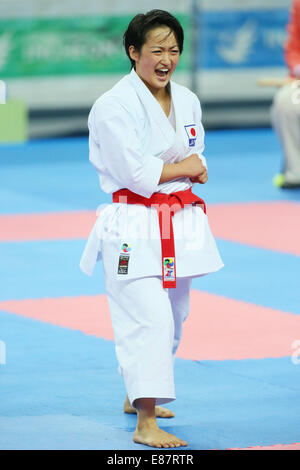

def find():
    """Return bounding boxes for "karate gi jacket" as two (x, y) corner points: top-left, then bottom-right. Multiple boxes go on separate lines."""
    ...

(80, 69), (224, 281)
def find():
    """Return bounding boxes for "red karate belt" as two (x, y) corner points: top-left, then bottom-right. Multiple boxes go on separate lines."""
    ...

(112, 188), (206, 288)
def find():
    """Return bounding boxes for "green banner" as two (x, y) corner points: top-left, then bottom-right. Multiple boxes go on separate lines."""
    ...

(0, 15), (190, 78)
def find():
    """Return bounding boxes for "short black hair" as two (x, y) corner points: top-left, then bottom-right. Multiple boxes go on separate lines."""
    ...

(123, 9), (184, 69)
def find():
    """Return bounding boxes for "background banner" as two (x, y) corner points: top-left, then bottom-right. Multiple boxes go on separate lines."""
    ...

(0, 14), (190, 78)
(198, 8), (289, 70)
(0, 0), (293, 132)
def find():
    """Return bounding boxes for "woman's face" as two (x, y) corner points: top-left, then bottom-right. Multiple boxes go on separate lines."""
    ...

(129, 26), (180, 95)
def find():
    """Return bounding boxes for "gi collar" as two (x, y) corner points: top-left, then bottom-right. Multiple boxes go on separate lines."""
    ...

(128, 68), (177, 146)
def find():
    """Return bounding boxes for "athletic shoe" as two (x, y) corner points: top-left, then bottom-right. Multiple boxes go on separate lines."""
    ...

(273, 173), (300, 189)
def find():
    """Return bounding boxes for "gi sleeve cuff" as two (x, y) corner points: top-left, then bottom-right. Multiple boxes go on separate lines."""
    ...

(134, 156), (164, 198)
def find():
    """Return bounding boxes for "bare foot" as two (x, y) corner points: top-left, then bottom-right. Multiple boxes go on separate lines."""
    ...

(133, 422), (188, 449)
(124, 395), (175, 418)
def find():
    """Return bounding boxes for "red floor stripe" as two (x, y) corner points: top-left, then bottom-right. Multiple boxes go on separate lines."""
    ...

(1, 202), (300, 257)
(208, 201), (300, 256)
(1, 291), (300, 360)
(0, 211), (96, 242)
(227, 442), (300, 450)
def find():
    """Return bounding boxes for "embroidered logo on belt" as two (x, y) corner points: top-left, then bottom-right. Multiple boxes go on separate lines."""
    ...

(121, 243), (131, 253)
(163, 257), (175, 281)
(184, 125), (196, 147)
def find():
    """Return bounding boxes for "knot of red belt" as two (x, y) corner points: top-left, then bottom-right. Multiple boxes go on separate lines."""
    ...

(112, 188), (206, 288)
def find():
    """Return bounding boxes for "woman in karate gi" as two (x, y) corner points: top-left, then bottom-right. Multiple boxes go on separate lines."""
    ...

(80, 10), (224, 448)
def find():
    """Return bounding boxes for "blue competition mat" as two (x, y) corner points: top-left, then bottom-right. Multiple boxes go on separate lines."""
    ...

(0, 129), (300, 450)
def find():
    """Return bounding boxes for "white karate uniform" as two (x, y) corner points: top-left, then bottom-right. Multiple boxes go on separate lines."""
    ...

(104, 275), (192, 406)
(80, 69), (224, 406)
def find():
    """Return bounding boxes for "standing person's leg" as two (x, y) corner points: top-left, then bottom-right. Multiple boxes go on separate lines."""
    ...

(271, 82), (300, 187)
(104, 275), (188, 448)
(124, 276), (193, 417)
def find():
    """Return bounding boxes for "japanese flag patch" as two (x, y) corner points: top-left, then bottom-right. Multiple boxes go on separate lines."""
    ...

(184, 124), (196, 147)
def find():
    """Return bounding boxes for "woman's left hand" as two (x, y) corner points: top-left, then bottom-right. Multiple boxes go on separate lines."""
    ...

(190, 167), (208, 184)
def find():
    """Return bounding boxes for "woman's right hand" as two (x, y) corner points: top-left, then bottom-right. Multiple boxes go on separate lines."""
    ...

(178, 154), (207, 179)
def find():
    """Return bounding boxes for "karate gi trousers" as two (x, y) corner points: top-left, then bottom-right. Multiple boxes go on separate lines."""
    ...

(271, 82), (300, 184)
(104, 274), (192, 407)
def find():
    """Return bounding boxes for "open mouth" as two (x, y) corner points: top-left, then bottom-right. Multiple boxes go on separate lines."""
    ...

(155, 68), (169, 78)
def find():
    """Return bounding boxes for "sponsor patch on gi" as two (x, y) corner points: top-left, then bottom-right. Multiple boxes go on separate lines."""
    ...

(163, 257), (175, 281)
(121, 243), (131, 253)
(118, 254), (130, 275)
(184, 124), (196, 147)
